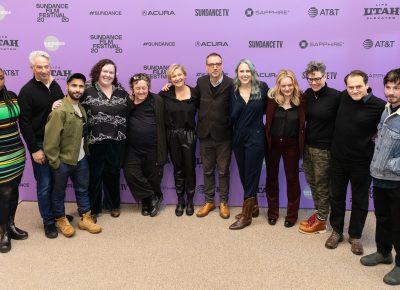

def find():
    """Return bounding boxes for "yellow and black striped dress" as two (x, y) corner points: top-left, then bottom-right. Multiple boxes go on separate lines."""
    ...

(0, 90), (26, 184)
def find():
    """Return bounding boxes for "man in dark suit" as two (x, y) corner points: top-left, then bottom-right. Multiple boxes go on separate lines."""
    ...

(195, 53), (233, 219)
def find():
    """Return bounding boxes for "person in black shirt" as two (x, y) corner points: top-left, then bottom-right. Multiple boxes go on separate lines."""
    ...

(265, 69), (305, 228)
(124, 73), (166, 217)
(18, 51), (64, 239)
(81, 59), (128, 221)
(299, 61), (340, 234)
(325, 70), (385, 255)
(159, 64), (198, 217)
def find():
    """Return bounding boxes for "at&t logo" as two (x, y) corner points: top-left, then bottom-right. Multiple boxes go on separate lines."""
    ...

(308, 7), (339, 17)
(363, 39), (395, 49)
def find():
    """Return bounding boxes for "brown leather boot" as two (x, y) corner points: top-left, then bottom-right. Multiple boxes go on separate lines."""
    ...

(229, 197), (256, 230)
(235, 200), (259, 219)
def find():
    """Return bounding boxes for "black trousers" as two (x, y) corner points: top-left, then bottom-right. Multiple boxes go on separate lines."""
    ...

(373, 186), (400, 266)
(123, 147), (163, 201)
(167, 128), (196, 196)
(0, 175), (22, 224)
(329, 157), (371, 239)
(88, 140), (125, 215)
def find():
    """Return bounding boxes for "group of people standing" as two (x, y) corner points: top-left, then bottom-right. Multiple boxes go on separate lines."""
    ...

(0, 50), (398, 286)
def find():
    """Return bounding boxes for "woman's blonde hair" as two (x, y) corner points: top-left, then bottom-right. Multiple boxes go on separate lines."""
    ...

(166, 64), (187, 81)
(267, 69), (302, 106)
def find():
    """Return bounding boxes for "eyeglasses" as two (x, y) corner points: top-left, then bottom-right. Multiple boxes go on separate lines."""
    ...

(206, 63), (222, 68)
(0, 76), (4, 80)
(306, 76), (324, 83)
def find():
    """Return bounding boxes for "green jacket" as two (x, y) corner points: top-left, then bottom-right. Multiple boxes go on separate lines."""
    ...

(44, 96), (89, 169)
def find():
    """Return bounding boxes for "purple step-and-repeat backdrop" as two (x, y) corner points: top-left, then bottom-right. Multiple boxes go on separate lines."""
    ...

(0, 1), (399, 208)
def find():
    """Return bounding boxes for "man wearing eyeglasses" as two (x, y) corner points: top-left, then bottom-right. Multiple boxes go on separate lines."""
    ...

(195, 52), (233, 219)
(325, 70), (385, 255)
(299, 61), (340, 235)
(18, 51), (64, 239)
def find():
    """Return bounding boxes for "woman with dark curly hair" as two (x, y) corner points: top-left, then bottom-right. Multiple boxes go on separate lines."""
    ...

(81, 59), (128, 221)
(0, 68), (27, 253)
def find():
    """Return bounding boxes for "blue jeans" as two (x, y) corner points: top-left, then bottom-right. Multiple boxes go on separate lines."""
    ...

(31, 142), (54, 225)
(51, 157), (90, 218)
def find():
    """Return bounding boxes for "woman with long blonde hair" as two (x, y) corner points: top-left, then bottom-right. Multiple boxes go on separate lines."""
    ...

(265, 69), (305, 228)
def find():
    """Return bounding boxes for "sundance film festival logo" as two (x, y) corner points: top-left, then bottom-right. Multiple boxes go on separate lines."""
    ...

(89, 10), (122, 16)
(249, 40), (283, 48)
(90, 34), (123, 54)
(36, 3), (69, 22)
(308, 7), (339, 18)
(245, 7), (289, 17)
(299, 40), (344, 49)
(195, 41), (228, 47)
(51, 65), (71, 82)
(195, 9), (229, 16)
(44, 36), (65, 52)
(302, 71), (338, 80)
(364, 3), (399, 20)
(1, 68), (19, 77)
(0, 36), (19, 51)
(143, 41), (175, 47)
(363, 38), (395, 49)
(142, 10), (175, 16)
(143, 65), (167, 79)
(0, 5), (11, 21)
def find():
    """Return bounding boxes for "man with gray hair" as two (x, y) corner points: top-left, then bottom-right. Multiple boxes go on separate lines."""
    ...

(299, 61), (340, 234)
(18, 51), (64, 239)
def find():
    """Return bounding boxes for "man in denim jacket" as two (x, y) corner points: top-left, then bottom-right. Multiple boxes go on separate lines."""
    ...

(361, 68), (400, 286)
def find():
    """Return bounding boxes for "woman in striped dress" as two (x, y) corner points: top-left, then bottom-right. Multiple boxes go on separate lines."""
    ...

(0, 68), (27, 253)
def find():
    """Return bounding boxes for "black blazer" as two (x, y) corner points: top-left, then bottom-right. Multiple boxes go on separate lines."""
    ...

(195, 74), (233, 142)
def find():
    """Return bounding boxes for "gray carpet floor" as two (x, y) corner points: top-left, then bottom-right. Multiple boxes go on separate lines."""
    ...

(0, 201), (395, 290)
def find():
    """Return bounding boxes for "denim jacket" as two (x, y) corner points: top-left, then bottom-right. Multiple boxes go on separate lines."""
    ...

(370, 103), (400, 181)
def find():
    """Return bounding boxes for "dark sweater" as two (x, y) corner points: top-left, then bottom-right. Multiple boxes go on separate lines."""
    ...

(331, 89), (385, 162)
(18, 78), (64, 153)
(305, 84), (341, 149)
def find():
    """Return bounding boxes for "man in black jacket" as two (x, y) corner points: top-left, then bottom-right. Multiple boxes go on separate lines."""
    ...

(325, 70), (385, 255)
(18, 51), (64, 239)
(195, 53), (233, 219)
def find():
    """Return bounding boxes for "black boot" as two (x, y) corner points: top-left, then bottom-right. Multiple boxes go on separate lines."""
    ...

(186, 191), (194, 216)
(175, 195), (185, 217)
(0, 224), (11, 253)
(9, 216), (28, 240)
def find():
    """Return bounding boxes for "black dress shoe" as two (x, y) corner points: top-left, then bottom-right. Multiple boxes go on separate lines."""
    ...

(141, 197), (151, 216)
(9, 222), (28, 240)
(268, 218), (277, 225)
(149, 194), (163, 217)
(284, 220), (295, 228)
(66, 215), (74, 222)
(44, 223), (58, 239)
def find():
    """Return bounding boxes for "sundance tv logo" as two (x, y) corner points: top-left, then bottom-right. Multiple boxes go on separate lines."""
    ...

(195, 41), (228, 47)
(302, 71), (338, 80)
(308, 7), (339, 18)
(299, 40), (344, 49)
(363, 39), (395, 49)
(363, 3), (399, 20)
(44, 35), (65, 52)
(245, 7), (289, 17)
(195, 9), (229, 16)
(142, 10), (175, 16)
(249, 40), (283, 48)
